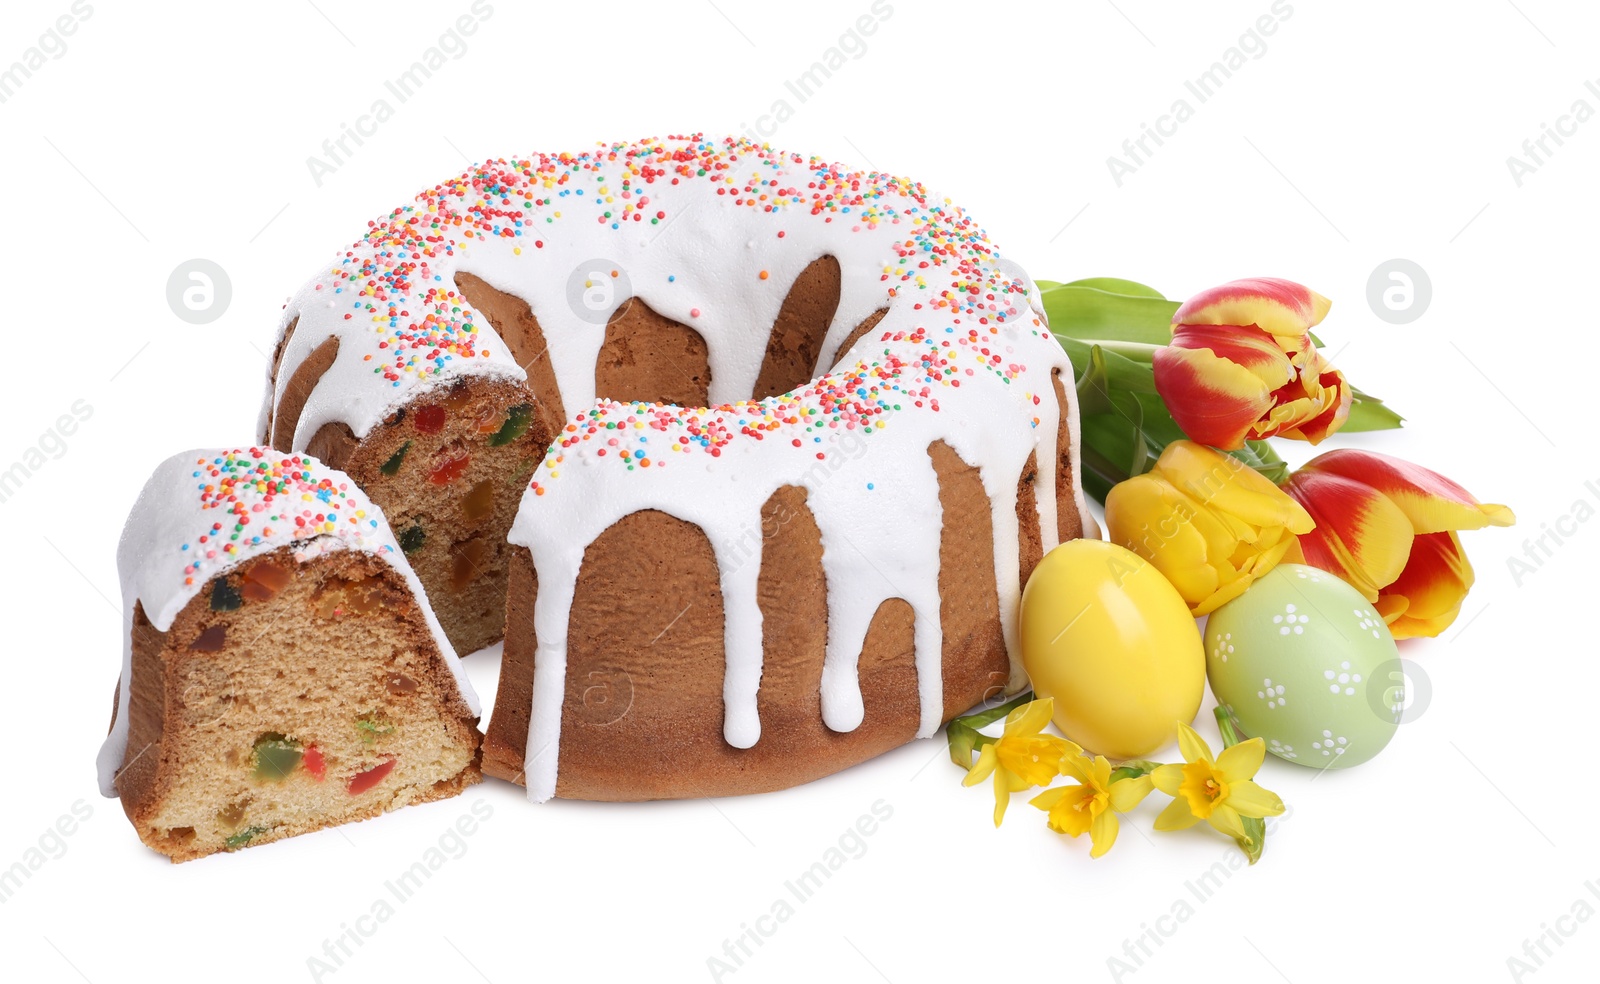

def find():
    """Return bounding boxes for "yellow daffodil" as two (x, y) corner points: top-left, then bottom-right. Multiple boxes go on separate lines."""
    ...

(963, 697), (1070, 826)
(1030, 748), (1155, 858)
(1151, 723), (1284, 845)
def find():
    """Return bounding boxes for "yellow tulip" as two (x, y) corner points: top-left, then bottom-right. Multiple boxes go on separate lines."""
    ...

(1150, 723), (1285, 845)
(1105, 441), (1315, 616)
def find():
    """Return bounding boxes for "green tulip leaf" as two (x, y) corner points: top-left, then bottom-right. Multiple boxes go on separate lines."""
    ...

(1227, 440), (1291, 486)
(1043, 284), (1180, 345)
(1059, 277), (1169, 299)
(1342, 386), (1406, 432)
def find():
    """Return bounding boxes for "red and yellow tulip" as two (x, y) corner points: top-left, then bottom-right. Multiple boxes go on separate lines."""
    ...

(1153, 278), (1351, 451)
(1281, 449), (1515, 639)
(1105, 441), (1314, 615)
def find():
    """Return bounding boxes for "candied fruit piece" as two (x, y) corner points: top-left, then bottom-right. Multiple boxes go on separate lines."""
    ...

(489, 404), (534, 447)
(253, 733), (303, 781)
(189, 624), (227, 652)
(428, 452), (471, 485)
(386, 673), (418, 695)
(398, 523), (426, 555)
(414, 404), (446, 434)
(216, 800), (248, 828)
(380, 440), (412, 476)
(224, 825), (268, 850)
(240, 561), (292, 602)
(449, 538), (488, 592)
(354, 713), (395, 745)
(210, 578), (243, 612)
(313, 576), (388, 618)
(347, 758), (396, 796)
(461, 480), (495, 522)
(304, 744), (326, 782)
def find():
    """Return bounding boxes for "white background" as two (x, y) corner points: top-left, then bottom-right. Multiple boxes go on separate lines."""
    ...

(0, 1), (1592, 982)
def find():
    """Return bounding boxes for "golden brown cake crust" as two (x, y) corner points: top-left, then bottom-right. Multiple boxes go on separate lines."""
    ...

(484, 437), (1041, 800)
(481, 250), (1085, 800)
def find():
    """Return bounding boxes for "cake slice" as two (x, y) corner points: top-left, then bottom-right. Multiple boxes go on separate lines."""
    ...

(97, 448), (482, 862)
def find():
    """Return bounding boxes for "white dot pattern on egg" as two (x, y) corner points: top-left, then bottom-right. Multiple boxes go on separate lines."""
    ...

(1204, 564), (1401, 770)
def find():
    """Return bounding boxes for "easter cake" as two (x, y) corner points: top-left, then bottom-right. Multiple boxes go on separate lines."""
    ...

(410, 135), (1096, 801)
(97, 448), (482, 861)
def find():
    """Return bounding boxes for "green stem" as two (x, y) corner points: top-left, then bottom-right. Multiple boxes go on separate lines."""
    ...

(946, 691), (1035, 768)
(1214, 707), (1268, 865)
(1214, 706), (1244, 747)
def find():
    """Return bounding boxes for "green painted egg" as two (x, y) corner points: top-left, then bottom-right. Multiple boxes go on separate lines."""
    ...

(1205, 564), (1403, 769)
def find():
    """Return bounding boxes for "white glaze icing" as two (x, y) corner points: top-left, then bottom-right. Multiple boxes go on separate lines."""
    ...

(263, 136), (1090, 802)
(96, 448), (480, 798)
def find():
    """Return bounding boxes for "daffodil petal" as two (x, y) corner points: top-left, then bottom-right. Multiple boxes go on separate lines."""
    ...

(963, 743), (999, 786)
(1006, 697), (1056, 737)
(1215, 737), (1266, 783)
(1109, 774), (1155, 812)
(1058, 750), (1093, 785)
(992, 770), (1011, 827)
(1176, 722), (1214, 765)
(1150, 764), (1184, 796)
(1208, 803), (1249, 842)
(1154, 794), (1202, 831)
(1089, 809), (1119, 858)
(1030, 786), (1070, 810)
(1225, 779), (1286, 818)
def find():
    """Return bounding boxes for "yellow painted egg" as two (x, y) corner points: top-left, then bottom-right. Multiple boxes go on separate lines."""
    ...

(1020, 539), (1204, 759)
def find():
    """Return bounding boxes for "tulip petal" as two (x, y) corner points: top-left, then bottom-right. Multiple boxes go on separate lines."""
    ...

(1298, 449), (1516, 533)
(1384, 531), (1475, 639)
(1154, 333), (1287, 451)
(1154, 795), (1202, 831)
(1106, 474), (1221, 603)
(1159, 442), (1316, 534)
(1215, 737), (1266, 783)
(1225, 780), (1286, 818)
(1172, 278), (1333, 338)
(1268, 356), (1353, 445)
(1284, 470), (1416, 601)
(1089, 809), (1119, 858)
